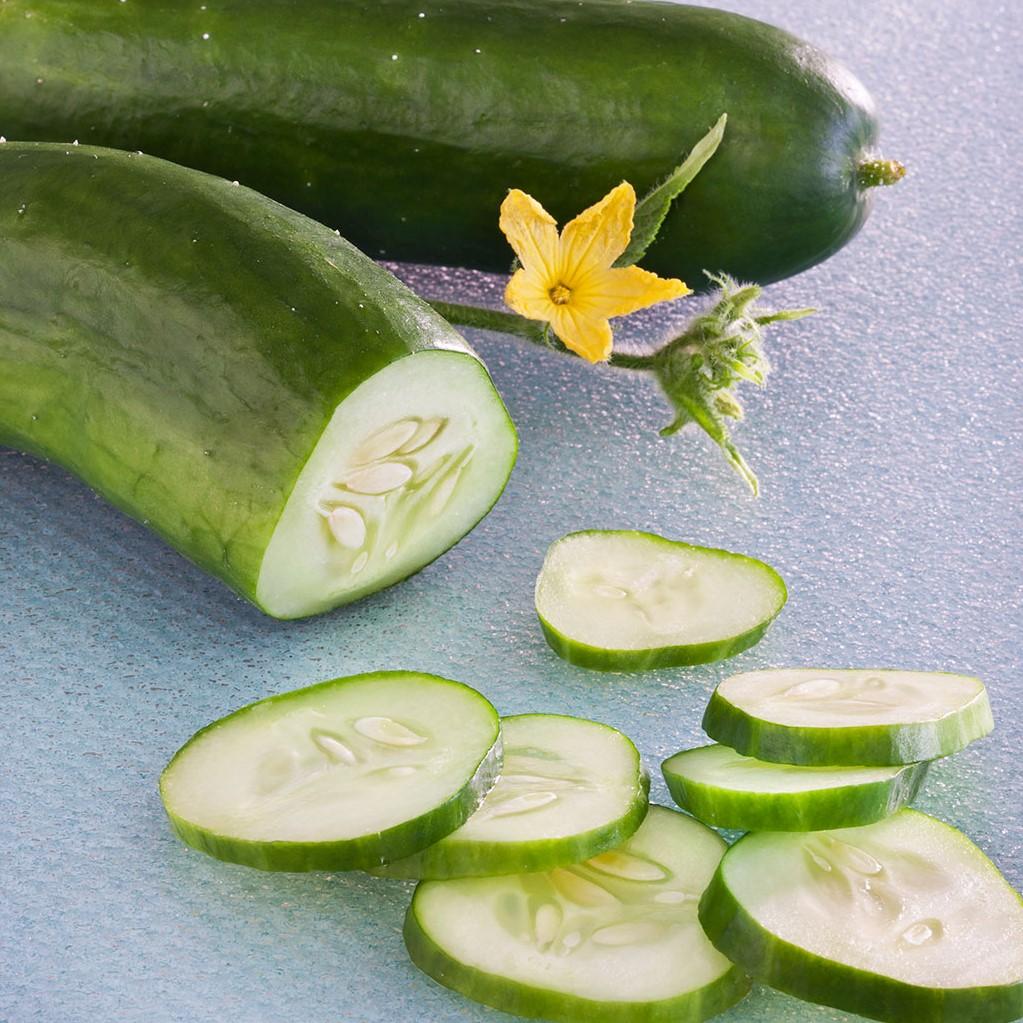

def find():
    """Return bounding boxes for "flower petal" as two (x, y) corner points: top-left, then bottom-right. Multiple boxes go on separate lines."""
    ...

(577, 265), (690, 320)
(557, 182), (636, 283)
(504, 267), (556, 323)
(549, 306), (614, 363)
(499, 189), (560, 278)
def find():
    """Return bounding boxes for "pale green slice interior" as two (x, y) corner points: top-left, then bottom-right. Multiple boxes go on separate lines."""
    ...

(258, 350), (515, 618)
(534, 531), (783, 652)
(665, 744), (911, 793)
(723, 811), (1023, 989)
(426, 714), (641, 845)
(160, 673), (498, 844)
(716, 669), (990, 728)
(413, 806), (735, 1004)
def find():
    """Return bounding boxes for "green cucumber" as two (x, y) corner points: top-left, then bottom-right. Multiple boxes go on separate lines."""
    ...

(698, 810), (1023, 1023)
(0, 142), (516, 619)
(662, 744), (928, 832)
(534, 531), (786, 671)
(0, 0), (901, 289)
(374, 714), (648, 879)
(159, 671), (501, 871)
(404, 805), (749, 1023)
(702, 668), (993, 766)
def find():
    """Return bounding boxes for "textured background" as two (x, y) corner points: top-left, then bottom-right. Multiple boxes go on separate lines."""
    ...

(2, 1), (1021, 1021)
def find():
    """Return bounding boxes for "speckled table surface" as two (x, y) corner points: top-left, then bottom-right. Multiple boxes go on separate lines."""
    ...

(2, 1), (1021, 1021)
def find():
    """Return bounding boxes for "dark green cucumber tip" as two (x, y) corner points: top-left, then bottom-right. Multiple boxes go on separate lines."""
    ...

(857, 158), (907, 189)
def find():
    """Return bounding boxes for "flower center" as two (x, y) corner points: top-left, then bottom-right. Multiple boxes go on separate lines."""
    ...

(548, 283), (573, 305)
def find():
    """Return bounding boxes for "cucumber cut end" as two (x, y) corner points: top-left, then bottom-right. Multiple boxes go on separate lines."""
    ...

(535, 530), (786, 671)
(257, 349), (516, 618)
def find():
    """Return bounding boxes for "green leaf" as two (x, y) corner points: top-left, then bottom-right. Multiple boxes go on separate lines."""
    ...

(615, 113), (728, 269)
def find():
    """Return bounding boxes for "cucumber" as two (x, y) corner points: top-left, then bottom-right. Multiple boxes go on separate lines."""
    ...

(159, 671), (501, 871)
(404, 805), (749, 1023)
(662, 744), (928, 832)
(534, 531), (786, 671)
(698, 810), (1023, 1023)
(374, 714), (648, 879)
(702, 669), (993, 766)
(0, 143), (516, 619)
(0, 0), (901, 289)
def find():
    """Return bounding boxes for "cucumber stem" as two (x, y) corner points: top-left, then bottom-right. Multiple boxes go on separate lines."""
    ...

(857, 158), (906, 188)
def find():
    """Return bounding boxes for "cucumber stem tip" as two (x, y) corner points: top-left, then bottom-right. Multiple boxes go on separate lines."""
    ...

(857, 158), (906, 189)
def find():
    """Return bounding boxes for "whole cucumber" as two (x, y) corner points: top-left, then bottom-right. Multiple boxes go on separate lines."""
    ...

(0, 143), (517, 618)
(0, 0), (902, 288)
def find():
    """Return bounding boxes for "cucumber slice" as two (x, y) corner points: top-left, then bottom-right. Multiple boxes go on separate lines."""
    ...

(159, 671), (501, 871)
(702, 668), (993, 765)
(374, 714), (648, 878)
(0, 143), (516, 620)
(404, 805), (750, 1022)
(662, 744), (928, 832)
(534, 531), (786, 671)
(698, 810), (1023, 1023)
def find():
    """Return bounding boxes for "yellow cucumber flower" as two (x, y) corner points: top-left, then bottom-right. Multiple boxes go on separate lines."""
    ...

(499, 182), (690, 363)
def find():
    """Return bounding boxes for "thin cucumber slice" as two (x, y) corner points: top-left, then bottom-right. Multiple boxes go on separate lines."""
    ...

(698, 810), (1023, 1023)
(703, 668), (993, 766)
(160, 671), (501, 871)
(534, 531), (786, 671)
(374, 714), (648, 878)
(404, 805), (750, 1022)
(662, 744), (928, 832)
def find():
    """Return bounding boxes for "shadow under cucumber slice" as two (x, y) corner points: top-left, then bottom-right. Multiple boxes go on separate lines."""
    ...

(405, 805), (749, 1023)
(374, 714), (649, 879)
(698, 810), (1023, 1023)
(534, 530), (786, 671)
(702, 668), (993, 766)
(159, 671), (501, 871)
(662, 744), (928, 832)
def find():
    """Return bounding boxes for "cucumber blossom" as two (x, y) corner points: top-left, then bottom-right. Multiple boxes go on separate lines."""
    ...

(0, 0), (902, 289)
(0, 143), (517, 618)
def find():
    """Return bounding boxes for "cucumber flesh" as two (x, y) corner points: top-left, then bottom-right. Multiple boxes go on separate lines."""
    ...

(404, 805), (749, 1022)
(159, 671), (501, 871)
(703, 668), (993, 765)
(258, 351), (516, 618)
(374, 714), (648, 878)
(698, 810), (1023, 1023)
(662, 744), (928, 832)
(534, 531), (786, 671)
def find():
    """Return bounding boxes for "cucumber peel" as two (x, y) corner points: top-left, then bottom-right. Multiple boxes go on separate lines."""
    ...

(698, 810), (1023, 1023)
(373, 714), (649, 879)
(159, 671), (501, 871)
(535, 531), (786, 671)
(662, 744), (928, 832)
(405, 805), (750, 1022)
(703, 668), (993, 765)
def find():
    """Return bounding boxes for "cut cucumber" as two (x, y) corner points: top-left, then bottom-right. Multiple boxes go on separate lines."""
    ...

(534, 531), (786, 671)
(698, 810), (1023, 1023)
(159, 671), (501, 871)
(0, 142), (516, 620)
(702, 668), (993, 765)
(404, 805), (749, 1022)
(374, 714), (648, 879)
(662, 744), (928, 832)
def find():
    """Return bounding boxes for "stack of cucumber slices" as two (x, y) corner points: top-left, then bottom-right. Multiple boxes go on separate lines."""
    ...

(160, 666), (1022, 1023)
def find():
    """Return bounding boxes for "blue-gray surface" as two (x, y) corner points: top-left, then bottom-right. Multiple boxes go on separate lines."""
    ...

(2, 0), (1021, 1020)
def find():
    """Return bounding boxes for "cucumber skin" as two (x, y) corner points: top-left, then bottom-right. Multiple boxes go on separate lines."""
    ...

(405, 893), (750, 1023)
(373, 736), (651, 878)
(0, 0), (880, 289)
(0, 142), (514, 617)
(662, 750), (929, 832)
(159, 672), (502, 872)
(536, 531), (787, 672)
(698, 815), (1023, 1023)
(702, 674), (994, 766)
